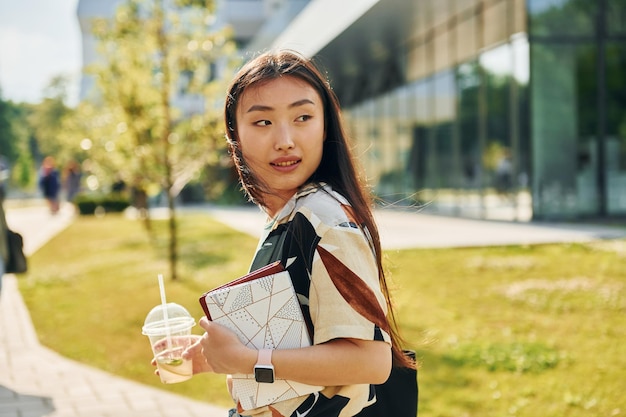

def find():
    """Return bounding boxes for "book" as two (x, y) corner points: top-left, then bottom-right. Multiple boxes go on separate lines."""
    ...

(199, 261), (322, 410)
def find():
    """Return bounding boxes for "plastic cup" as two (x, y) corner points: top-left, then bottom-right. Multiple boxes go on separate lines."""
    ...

(142, 302), (196, 384)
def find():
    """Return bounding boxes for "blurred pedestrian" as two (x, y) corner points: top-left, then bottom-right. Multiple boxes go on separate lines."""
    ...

(64, 160), (82, 203)
(112, 175), (126, 193)
(495, 149), (513, 201)
(39, 156), (61, 214)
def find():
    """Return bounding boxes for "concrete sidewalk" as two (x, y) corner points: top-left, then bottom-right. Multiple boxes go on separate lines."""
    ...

(1, 202), (625, 417)
(0, 203), (229, 417)
(199, 205), (626, 249)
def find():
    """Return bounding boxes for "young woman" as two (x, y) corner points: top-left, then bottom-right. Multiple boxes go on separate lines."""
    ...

(184, 50), (415, 417)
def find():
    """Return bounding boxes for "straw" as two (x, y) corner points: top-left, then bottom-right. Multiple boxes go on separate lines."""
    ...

(158, 274), (173, 354)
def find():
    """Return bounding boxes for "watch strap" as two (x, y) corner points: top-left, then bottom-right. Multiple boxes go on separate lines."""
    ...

(256, 349), (273, 366)
(254, 349), (275, 383)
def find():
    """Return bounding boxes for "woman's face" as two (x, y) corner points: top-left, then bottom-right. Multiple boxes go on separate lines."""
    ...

(236, 75), (325, 215)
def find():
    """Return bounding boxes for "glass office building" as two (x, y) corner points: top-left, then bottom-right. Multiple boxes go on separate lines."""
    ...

(290, 0), (626, 221)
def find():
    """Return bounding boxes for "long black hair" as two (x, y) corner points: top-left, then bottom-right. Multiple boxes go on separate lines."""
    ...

(224, 50), (414, 369)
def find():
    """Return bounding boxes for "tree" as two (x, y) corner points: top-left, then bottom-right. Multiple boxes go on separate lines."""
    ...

(83, 0), (237, 280)
(0, 91), (20, 161)
(0, 91), (36, 189)
(27, 100), (71, 161)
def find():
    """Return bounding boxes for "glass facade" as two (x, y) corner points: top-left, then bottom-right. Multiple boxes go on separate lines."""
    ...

(314, 0), (626, 220)
(529, 0), (626, 218)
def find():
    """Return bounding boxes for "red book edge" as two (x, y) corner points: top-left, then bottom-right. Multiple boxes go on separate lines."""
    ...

(199, 261), (284, 320)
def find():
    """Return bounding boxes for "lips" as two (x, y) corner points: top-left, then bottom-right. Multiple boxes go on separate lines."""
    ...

(270, 157), (301, 168)
(271, 160), (300, 167)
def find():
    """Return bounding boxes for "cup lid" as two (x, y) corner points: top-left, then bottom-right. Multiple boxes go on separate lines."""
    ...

(142, 302), (195, 335)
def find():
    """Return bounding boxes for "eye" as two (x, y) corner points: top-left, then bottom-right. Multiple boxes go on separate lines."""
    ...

(254, 120), (271, 126)
(295, 115), (312, 122)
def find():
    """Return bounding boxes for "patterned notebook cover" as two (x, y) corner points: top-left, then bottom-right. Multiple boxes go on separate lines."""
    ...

(199, 262), (322, 410)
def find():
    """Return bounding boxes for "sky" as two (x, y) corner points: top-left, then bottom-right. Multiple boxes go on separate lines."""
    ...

(0, 0), (81, 105)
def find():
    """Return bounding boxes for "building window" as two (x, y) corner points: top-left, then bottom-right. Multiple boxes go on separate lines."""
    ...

(528, 0), (597, 37)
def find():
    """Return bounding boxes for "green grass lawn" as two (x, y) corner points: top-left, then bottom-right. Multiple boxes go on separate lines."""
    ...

(19, 212), (626, 416)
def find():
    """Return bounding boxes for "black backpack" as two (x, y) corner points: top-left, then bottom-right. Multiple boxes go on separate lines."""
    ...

(356, 350), (418, 417)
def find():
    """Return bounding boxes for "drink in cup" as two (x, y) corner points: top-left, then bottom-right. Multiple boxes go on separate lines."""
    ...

(142, 302), (195, 384)
(153, 338), (192, 383)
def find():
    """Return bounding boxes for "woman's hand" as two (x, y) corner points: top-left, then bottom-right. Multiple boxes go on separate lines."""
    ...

(182, 334), (213, 374)
(194, 317), (256, 375)
(150, 335), (212, 376)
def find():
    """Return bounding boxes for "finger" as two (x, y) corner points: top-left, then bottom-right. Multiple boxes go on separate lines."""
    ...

(199, 316), (211, 330)
(182, 338), (203, 360)
(186, 334), (203, 348)
(188, 334), (202, 343)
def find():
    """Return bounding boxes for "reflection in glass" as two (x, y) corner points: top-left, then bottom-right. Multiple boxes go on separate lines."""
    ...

(457, 61), (481, 190)
(407, 81), (431, 194)
(531, 42), (599, 218)
(607, 0), (626, 35)
(480, 44), (513, 194)
(511, 34), (531, 194)
(527, 0), (597, 37)
(433, 71), (456, 189)
(606, 43), (626, 213)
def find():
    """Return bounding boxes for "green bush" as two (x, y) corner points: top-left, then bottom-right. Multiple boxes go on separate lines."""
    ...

(74, 193), (130, 215)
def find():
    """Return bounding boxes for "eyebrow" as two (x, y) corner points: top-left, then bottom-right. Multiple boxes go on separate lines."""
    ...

(245, 98), (316, 113)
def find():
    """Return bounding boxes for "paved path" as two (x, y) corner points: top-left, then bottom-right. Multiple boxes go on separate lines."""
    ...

(200, 205), (626, 249)
(1, 202), (625, 417)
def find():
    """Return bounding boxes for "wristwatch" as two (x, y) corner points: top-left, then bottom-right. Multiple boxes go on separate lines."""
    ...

(254, 349), (275, 383)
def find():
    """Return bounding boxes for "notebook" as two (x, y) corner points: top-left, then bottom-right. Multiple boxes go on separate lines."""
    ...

(199, 261), (322, 410)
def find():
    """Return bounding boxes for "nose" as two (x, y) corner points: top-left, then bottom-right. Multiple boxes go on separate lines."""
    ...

(274, 125), (295, 151)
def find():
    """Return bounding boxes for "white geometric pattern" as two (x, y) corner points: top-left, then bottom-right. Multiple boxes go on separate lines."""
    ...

(200, 269), (322, 410)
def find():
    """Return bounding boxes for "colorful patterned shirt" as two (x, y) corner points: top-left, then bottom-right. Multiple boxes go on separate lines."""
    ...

(234, 183), (391, 417)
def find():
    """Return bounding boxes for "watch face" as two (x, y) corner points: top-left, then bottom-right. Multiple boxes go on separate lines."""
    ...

(254, 366), (275, 383)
